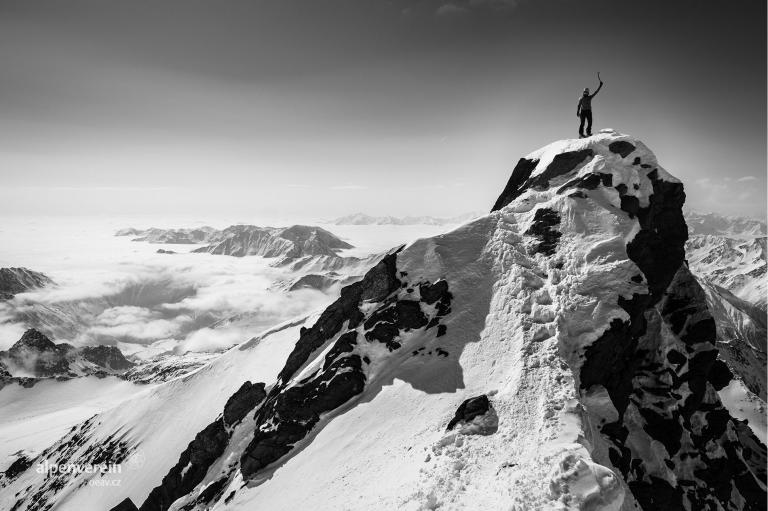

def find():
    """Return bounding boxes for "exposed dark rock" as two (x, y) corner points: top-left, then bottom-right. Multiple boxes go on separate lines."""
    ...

(223, 381), (266, 427)
(419, 280), (450, 305)
(139, 419), (229, 511)
(529, 150), (594, 189)
(446, 395), (492, 431)
(277, 252), (400, 384)
(557, 172), (612, 194)
(240, 361), (366, 479)
(288, 273), (340, 292)
(491, 158), (539, 212)
(577, 165), (765, 509)
(237, 253), (404, 479)
(110, 498), (140, 511)
(238, 259), (453, 481)
(360, 251), (401, 302)
(2, 455), (32, 481)
(5, 329), (71, 377)
(80, 345), (134, 371)
(608, 140), (636, 158)
(627, 169), (688, 301)
(524, 208), (562, 256)
(364, 301), (428, 332)
(0, 360), (10, 380)
(193, 476), (230, 506)
(492, 150), (594, 212)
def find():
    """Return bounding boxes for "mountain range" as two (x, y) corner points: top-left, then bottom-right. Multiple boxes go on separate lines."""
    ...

(330, 212), (481, 226)
(117, 225), (352, 258)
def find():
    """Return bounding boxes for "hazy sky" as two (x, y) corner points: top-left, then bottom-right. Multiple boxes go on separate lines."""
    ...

(0, 0), (765, 220)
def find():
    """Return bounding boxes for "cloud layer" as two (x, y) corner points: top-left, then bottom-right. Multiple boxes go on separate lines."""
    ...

(0, 218), (336, 354)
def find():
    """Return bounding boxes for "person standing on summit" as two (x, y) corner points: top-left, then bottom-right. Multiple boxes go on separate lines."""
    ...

(577, 73), (604, 138)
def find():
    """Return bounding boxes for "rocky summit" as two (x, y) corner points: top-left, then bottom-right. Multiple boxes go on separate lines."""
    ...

(2, 130), (765, 511)
(0, 328), (134, 381)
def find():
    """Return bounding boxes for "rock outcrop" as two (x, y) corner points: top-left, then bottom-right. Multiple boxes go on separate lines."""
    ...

(0, 329), (134, 380)
(0, 267), (53, 300)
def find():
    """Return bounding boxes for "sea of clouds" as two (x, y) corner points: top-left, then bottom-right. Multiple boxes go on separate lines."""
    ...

(0, 216), (335, 356)
(0, 216), (452, 358)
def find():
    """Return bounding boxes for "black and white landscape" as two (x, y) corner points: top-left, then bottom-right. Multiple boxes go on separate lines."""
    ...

(0, 1), (765, 510)
(1, 131), (765, 511)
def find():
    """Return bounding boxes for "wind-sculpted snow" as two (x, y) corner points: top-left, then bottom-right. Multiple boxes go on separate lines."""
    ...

(3, 130), (765, 511)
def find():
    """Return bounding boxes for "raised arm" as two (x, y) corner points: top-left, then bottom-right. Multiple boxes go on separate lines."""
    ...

(590, 80), (603, 98)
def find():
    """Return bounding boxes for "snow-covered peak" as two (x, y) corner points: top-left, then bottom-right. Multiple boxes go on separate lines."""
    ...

(3, 132), (764, 511)
(492, 129), (679, 213)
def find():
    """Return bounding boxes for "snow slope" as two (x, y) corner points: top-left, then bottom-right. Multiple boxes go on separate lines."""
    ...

(687, 233), (766, 307)
(0, 316), (312, 510)
(2, 130), (765, 511)
(0, 376), (147, 472)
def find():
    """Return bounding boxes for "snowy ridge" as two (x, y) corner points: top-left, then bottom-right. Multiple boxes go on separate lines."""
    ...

(121, 352), (220, 385)
(2, 130), (765, 511)
(687, 234), (766, 307)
